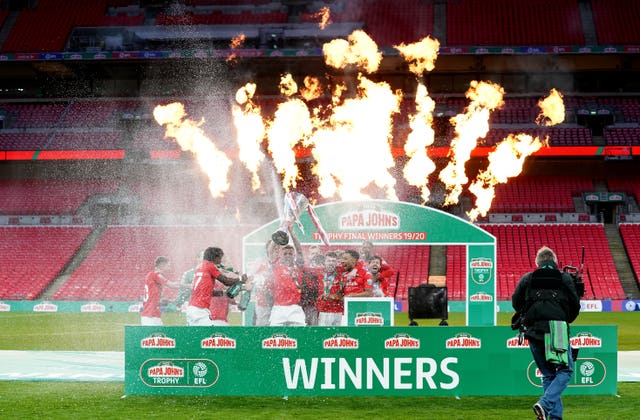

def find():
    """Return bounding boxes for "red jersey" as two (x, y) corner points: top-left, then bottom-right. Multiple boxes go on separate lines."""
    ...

(141, 271), (168, 318)
(253, 259), (274, 307)
(316, 269), (343, 313)
(341, 261), (373, 296)
(189, 261), (221, 309)
(209, 295), (231, 321)
(269, 262), (305, 306)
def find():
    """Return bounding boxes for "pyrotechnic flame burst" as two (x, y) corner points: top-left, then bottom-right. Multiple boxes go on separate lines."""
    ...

(467, 134), (546, 221)
(536, 88), (565, 126)
(232, 83), (265, 190)
(439, 81), (505, 206)
(153, 102), (232, 198)
(323, 30), (382, 73)
(153, 30), (566, 221)
(312, 6), (332, 30)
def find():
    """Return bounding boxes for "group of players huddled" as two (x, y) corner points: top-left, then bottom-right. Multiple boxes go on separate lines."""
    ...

(140, 226), (395, 327)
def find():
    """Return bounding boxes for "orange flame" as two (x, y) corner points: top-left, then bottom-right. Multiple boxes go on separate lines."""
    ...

(279, 73), (298, 97)
(300, 76), (323, 102)
(323, 30), (382, 74)
(227, 33), (246, 63)
(232, 83), (266, 190)
(439, 81), (505, 206)
(403, 83), (436, 202)
(312, 6), (332, 30)
(310, 75), (400, 200)
(536, 88), (565, 126)
(153, 102), (232, 197)
(467, 133), (546, 221)
(394, 36), (441, 75)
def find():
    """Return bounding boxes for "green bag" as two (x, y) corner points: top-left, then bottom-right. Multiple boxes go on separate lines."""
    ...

(544, 320), (569, 365)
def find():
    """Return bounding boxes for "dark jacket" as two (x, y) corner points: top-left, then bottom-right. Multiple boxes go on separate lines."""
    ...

(512, 261), (581, 342)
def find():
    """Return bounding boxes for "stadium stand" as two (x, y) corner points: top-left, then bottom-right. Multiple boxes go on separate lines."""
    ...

(0, 226), (92, 300)
(591, 0), (640, 45)
(52, 225), (255, 301)
(490, 175), (594, 213)
(474, 224), (625, 300)
(446, 0), (585, 46)
(325, 0), (434, 47)
(619, 223), (640, 289)
(0, 0), (639, 305)
(0, 179), (118, 215)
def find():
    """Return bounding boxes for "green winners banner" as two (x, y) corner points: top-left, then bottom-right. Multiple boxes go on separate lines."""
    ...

(125, 325), (616, 396)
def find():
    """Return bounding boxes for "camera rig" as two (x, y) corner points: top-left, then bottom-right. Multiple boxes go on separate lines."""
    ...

(562, 246), (586, 298)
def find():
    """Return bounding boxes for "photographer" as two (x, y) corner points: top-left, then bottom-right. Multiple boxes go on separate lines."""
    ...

(512, 246), (581, 420)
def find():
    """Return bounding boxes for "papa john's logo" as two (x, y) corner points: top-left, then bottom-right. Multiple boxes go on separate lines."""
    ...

(470, 258), (493, 285)
(469, 292), (493, 302)
(262, 333), (298, 349)
(201, 333), (237, 349)
(141, 333), (176, 348)
(323, 333), (359, 349)
(571, 332), (603, 348)
(385, 333), (420, 349)
(446, 333), (481, 349)
(339, 210), (399, 230)
(354, 312), (385, 326)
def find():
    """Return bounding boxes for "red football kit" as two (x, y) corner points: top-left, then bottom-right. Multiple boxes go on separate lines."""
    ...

(253, 259), (274, 307)
(316, 269), (343, 313)
(270, 262), (305, 306)
(141, 271), (168, 318)
(189, 261), (222, 309)
(341, 261), (373, 296)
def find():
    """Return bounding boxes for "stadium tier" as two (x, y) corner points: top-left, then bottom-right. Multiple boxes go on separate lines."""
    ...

(52, 225), (255, 301)
(0, 179), (118, 215)
(1, 0), (640, 53)
(490, 175), (594, 213)
(0, 226), (92, 300)
(446, 0), (584, 46)
(476, 223), (625, 300)
(619, 223), (640, 289)
(3, 95), (640, 152)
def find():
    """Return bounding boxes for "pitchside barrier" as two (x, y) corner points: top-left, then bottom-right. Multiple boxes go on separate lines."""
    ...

(124, 325), (617, 396)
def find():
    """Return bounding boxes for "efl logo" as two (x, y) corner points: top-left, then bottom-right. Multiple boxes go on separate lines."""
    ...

(141, 333), (176, 348)
(80, 302), (106, 313)
(469, 292), (493, 302)
(385, 333), (420, 349)
(354, 312), (384, 326)
(339, 210), (400, 230)
(571, 332), (603, 348)
(33, 301), (58, 312)
(262, 334), (298, 349)
(446, 333), (481, 349)
(201, 333), (237, 349)
(323, 334), (359, 349)
(0, 302), (10, 312)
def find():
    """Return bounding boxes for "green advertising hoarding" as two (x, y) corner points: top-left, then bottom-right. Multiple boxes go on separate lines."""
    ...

(125, 325), (616, 396)
(344, 297), (395, 326)
(243, 200), (496, 326)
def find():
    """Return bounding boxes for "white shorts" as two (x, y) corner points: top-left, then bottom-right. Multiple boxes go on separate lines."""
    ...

(186, 305), (214, 326)
(269, 304), (306, 326)
(141, 316), (163, 326)
(318, 312), (343, 326)
(254, 304), (272, 326)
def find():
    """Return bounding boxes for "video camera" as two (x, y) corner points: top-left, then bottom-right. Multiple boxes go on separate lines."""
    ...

(562, 245), (586, 298)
